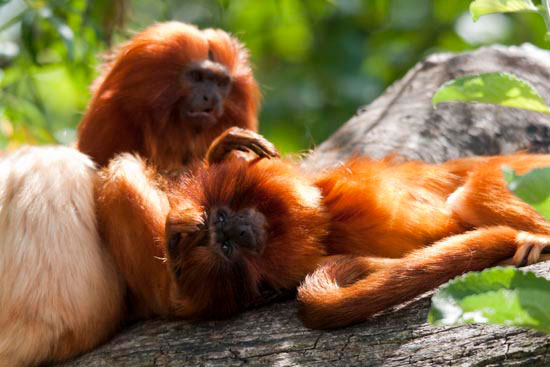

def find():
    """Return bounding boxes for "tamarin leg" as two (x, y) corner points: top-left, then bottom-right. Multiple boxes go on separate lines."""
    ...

(95, 153), (173, 318)
(447, 175), (550, 234)
(298, 225), (535, 329)
(446, 165), (550, 265)
(447, 160), (550, 234)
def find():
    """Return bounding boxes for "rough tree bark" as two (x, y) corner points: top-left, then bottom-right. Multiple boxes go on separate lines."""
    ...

(62, 44), (550, 367)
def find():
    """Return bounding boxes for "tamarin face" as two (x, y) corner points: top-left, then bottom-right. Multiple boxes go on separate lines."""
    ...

(94, 22), (258, 131)
(165, 159), (328, 318)
(181, 58), (232, 127)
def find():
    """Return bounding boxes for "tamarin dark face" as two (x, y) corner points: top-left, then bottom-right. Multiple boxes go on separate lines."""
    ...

(206, 206), (267, 260)
(180, 59), (233, 127)
(164, 158), (329, 319)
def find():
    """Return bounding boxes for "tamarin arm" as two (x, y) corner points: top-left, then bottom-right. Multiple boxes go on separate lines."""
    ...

(95, 154), (173, 317)
(298, 226), (540, 329)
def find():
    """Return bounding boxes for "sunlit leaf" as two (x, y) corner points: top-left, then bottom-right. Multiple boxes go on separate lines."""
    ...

(470, 0), (538, 22)
(433, 72), (550, 114)
(429, 267), (550, 332)
(503, 166), (550, 219)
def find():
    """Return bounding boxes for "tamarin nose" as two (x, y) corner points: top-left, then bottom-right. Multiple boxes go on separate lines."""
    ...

(222, 222), (258, 250)
(199, 93), (220, 113)
(214, 207), (266, 254)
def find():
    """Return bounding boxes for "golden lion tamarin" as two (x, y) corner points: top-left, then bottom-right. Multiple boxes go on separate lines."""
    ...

(76, 21), (262, 319)
(160, 149), (550, 327)
(94, 128), (279, 319)
(0, 146), (124, 366)
(77, 21), (259, 172)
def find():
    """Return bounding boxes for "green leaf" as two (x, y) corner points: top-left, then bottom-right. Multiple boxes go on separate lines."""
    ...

(433, 72), (550, 114)
(429, 267), (550, 332)
(470, 0), (538, 22)
(541, 0), (550, 38)
(503, 166), (550, 219)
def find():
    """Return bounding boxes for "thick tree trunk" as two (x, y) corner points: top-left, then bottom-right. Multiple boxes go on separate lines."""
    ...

(62, 44), (550, 367)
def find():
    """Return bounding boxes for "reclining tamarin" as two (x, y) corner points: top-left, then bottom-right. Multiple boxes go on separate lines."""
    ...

(159, 141), (550, 328)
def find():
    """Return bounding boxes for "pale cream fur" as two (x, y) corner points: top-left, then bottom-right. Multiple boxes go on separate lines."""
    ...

(0, 146), (123, 366)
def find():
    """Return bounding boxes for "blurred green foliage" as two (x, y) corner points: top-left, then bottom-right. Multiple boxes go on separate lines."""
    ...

(0, 0), (548, 153)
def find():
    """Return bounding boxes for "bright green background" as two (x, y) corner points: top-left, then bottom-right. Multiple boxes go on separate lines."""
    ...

(0, 0), (548, 153)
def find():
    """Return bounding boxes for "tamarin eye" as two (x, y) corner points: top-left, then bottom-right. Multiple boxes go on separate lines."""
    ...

(168, 232), (182, 254)
(221, 240), (232, 257)
(217, 210), (227, 224)
(188, 70), (203, 83)
(217, 76), (231, 88)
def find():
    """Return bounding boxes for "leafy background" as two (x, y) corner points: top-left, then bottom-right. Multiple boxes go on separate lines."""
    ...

(0, 0), (547, 153)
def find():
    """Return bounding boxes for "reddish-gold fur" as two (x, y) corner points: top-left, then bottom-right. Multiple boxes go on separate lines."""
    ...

(166, 158), (327, 318)
(94, 129), (280, 319)
(77, 21), (261, 321)
(163, 153), (550, 327)
(77, 22), (259, 171)
(95, 154), (174, 318)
